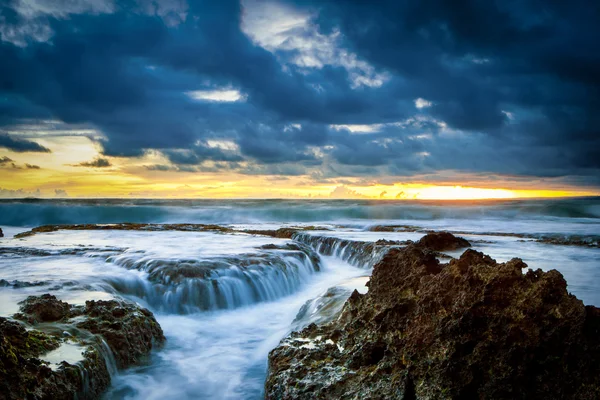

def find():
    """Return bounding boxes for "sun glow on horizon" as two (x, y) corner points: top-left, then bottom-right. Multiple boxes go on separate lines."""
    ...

(1, 137), (598, 200)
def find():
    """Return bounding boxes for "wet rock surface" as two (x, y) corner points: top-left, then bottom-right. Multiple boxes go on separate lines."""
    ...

(266, 233), (600, 399)
(13, 223), (330, 240)
(13, 223), (236, 238)
(294, 232), (408, 268)
(1, 294), (165, 399)
(0, 316), (109, 400)
(76, 299), (165, 368)
(17, 294), (71, 323)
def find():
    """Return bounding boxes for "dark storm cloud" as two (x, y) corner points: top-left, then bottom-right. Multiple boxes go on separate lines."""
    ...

(0, 133), (51, 152)
(163, 142), (243, 165)
(0, 0), (599, 184)
(291, 0), (600, 169)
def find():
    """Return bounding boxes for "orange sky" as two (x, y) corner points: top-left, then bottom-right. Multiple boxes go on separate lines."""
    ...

(1, 136), (598, 199)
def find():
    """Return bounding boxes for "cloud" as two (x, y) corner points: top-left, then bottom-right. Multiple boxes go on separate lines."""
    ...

(0, 187), (41, 198)
(0, 156), (13, 164)
(186, 89), (247, 102)
(329, 185), (368, 199)
(414, 98), (432, 109)
(25, 163), (40, 169)
(0, 133), (51, 152)
(75, 157), (112, 168)
(54, 189), (68, 197)
(0, 0), (598, 188)
(145, 164), (172, 171)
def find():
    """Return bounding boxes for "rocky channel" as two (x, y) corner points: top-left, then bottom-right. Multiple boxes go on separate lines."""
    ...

(266, 232), (600, 399)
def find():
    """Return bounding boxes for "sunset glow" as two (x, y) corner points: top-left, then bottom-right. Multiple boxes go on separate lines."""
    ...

(1, 140), (597, 200)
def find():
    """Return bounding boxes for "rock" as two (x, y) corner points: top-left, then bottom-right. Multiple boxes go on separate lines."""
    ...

(243, 228), (299, 239)
(266, 237), (600, 399)
(368, 225), (419, 232)
(17, 294), (71, 323)
(0, 227), (3, 237)
(416, 231), (471, 251)
(76, 299), (165, 368)
(0, 317), (110, 400)
(3, 295), (165, 399)
(12, 223), (236, 239)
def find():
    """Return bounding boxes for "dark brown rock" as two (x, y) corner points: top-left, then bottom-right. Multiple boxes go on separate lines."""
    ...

(0, 317), (110, 400)
(416, 231), (471, 251)
(266, 236), (600, 399)
(76, 299), (165, 368)
(16, 294), (71, 323)
(3, 295), (166, 399)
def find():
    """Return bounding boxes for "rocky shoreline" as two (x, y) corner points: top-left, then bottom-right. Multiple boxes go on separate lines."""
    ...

(0, 295), (164, 399)
(265, 232), (600, 399)
(12, 223), (330, 239)
(2, 225), (599, 399)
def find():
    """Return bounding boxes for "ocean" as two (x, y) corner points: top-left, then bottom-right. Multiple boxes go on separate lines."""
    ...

(1, 197), (599, 399)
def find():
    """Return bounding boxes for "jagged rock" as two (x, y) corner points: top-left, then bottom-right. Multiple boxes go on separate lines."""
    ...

(266, 236), (600, 399)
(2, 295), (165, 399)
(416, 231), (471, 251)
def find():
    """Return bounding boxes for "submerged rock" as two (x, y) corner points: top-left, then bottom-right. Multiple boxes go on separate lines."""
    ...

(266, 234), (600, 399)
(2, 295), (165, 399)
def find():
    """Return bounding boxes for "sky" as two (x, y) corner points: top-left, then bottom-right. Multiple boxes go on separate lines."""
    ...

(0, 0), (599, 199)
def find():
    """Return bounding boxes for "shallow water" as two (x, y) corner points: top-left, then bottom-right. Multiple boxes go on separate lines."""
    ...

(0, 198), (599, 399)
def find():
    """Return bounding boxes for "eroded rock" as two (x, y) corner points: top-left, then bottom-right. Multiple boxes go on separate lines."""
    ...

(2, 295), (165, 399)
(416, 231), (471, 251)
(76, 299), (165, 368)
(16, 294), (71, 323)
(266, 235), (600, 399)
(0, 317), (109, 400)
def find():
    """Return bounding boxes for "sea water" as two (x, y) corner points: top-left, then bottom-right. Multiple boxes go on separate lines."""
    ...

(0, 198), (598, 399)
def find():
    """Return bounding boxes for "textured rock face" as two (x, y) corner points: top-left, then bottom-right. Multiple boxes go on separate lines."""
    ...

(17, 293), (71, 322)
(266, 234), (600, 400)
(76, 299), (165, 368)
(0, 316), (110, 400)
(416, 231), (471, 251)
(2, 295), (165, 399)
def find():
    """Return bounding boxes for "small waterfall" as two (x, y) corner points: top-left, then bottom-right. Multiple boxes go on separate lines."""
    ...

(292, 232), (392, 268)
(102, 244), (322, 313)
